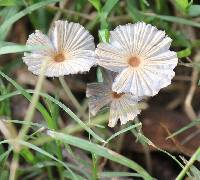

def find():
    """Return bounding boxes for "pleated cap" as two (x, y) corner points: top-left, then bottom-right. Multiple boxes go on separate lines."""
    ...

(23, 20), (96, 77)
(96, 22), (178, 97)
(86, 70), (141, 127)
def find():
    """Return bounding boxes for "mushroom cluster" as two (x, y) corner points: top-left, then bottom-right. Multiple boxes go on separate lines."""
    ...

(23, 20), (178, 127)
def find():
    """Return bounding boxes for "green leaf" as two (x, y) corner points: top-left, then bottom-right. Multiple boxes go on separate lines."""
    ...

(98, 29), (109, 43)
(140, 12), (200, 28)
(27, 7), (49, 32)
(0, 147), (12, 162)
(47, 130), (154, 180)
(0, 79), (11, 117)
(106, 123), (142, 143)
(188, 5), (200, 17)
(100, 171), (143, 178)
(0, 7), (19, 40)
(91, 153), (98, 180)
(0, 0), (21, 6)
(20, 148), (36, 164)
(141, 0), (149, 7)
(88, 0), (101, 11)
(174, 0), (189, 12)
(99, 0), (119, 29)
(0, 0), (61, 40)
(177, 48), (191, 58)
(0, 41), (15, 48)
(127, 0), (146, 21)
(176, 147), (200, 180)
(101, 0), (119, 18)
(0, 44), (45, 55)
(190, 165), (200, 179)
(0, 146), (12, 171)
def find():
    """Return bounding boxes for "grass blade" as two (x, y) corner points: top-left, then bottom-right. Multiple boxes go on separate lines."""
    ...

(141, 12), (200, 28)
(0, 44), (44, 55)
(176, 147), (200, 180)
(2, 119), (46, 128)
(34, 91), (106, 143)
(88, 0), (101, 12)
(167, 119), (200, 139)
(0, 70), (54, 128)
(0, 72), (105, 143)
(19, 140), (79, 180)
(106, 123), (142, 143)
(47, 130), (154, 180)
(0, 0), (61, 40)
(0, 140), (79, 180)
(101, 0), (119, 18)
(100, 171), (143, 178)
(0, 90), (109, 138)
(0, 7), (18, 40)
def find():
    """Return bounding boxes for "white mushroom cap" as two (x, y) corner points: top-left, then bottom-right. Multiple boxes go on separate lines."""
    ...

(86, 70), (141, 127)
(23, 20), (96, 77)
(96, 22), (178, 97)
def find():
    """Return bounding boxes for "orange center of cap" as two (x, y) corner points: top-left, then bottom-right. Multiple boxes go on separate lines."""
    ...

(112, 92), (124, 99)
(128, 56), (141, 67)
(54, 52), (65, 62)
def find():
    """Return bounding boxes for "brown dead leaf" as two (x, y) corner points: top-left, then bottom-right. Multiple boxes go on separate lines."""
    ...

(125, 107), (200, 156)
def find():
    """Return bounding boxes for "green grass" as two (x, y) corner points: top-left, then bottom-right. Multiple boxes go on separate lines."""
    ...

(0, 0), (200, 179)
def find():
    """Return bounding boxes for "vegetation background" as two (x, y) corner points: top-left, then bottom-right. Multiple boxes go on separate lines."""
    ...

(0, 0), (200, 179)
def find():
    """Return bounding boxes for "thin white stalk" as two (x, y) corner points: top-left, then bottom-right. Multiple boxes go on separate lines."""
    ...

(59, 76), (88, 119)
(9, 153), (19, 180)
